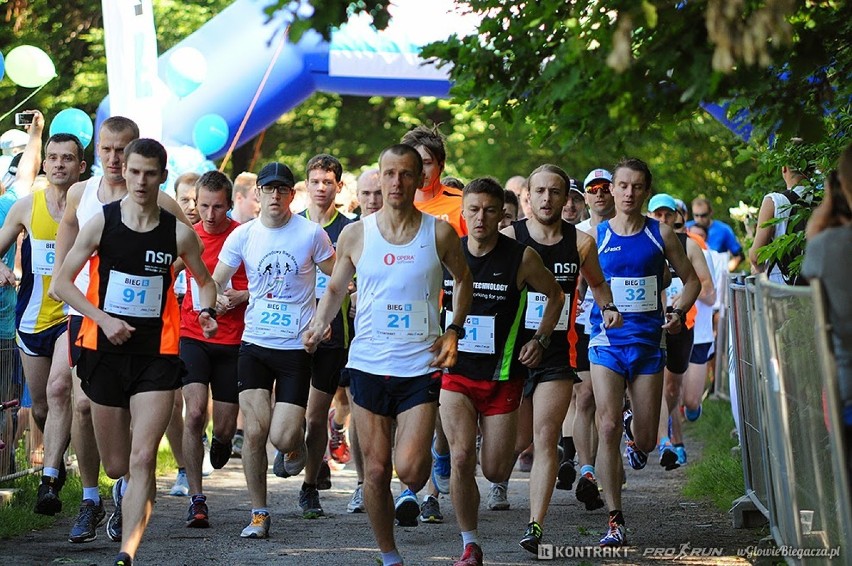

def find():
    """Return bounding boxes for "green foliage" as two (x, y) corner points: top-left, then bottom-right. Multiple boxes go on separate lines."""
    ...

(0, 473), (83, 539)
(264, 0), (391, 42)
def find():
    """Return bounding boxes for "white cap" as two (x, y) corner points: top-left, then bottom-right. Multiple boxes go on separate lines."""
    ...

(583, 168), (613, 189)
(0, 129), (28, 155)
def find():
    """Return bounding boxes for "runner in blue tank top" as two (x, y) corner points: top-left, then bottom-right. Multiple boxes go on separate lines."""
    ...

(589, 158), (700, 548)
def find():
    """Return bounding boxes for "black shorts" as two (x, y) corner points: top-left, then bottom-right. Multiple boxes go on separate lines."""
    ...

(237, 342), (311, 407)
(690, 341), (714, 365)
(338, 367), (351, 388)
(348, 368), (441, 418)
(665, 325), (694, 374)
(77, 349), (185, 409)
(523, 365), (580, 398)
(310, 348), (347, 395)
(68, 315), (83, 367)
(573, 323), (591, 372)
(179, 337), (239, 404)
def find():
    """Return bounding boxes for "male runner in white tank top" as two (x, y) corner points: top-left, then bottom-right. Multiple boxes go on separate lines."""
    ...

(304, 144), (472, 566)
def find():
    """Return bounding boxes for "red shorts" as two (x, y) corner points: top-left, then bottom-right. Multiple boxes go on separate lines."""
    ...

(442, 373), (524, 417)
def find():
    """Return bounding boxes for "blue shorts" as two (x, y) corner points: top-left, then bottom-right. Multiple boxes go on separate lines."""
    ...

(589, 344), (666, 382)
(348, 368), (441, 418)
(690, 342), (714, 365)
(16, 322), (67, 357)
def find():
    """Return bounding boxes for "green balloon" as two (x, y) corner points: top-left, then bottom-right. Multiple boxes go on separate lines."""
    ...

(5, 45), (55, 88)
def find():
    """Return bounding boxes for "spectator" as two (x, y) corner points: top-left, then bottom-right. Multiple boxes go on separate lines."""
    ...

(690, 197), (744, 271)
(806, 170), (851, 240)
(231, 172), (260, 223)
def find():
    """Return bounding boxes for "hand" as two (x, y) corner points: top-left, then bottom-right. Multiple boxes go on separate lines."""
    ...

(429, 332), (458, 369)
(198, 311), (218, 338)
(223, 288), (246, 310)
(0, 264), (16, 287)
(348, 291), (358, 319)
(23, 110), (45, 132)
(215, 294), (229, 316)
(302, 323), (328, 353)
(662, 311), (682, 334)
(100, 316), (135, 346)
(518, 339), (543, 368)
(603, 310), (623, 329)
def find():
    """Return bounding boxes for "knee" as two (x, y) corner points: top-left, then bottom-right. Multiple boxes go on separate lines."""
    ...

(664, 380), (680, 402)
(481, 458), (513, 483)
(363, 459), (391, 487)
(129, 445), (158, 473)
(305, 409), (327, 434)
(533, 423), (560, 448)
(272, 428), (302, 453)
(577, 388), (596, 413)
(102, 457), (128, 479)
(73, 394), (91, 419)
(184, 404), (206, 432)
(596, 415), (622, 445)
(46, 375), (71, 406)
(449, 445), (476, 475)
(395, 454), (429, 489)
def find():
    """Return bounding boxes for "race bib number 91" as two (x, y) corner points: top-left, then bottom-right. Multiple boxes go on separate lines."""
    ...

(104, 270), (163, 318)
(372, 301), (428, 342)
(611, 276), (658, 313)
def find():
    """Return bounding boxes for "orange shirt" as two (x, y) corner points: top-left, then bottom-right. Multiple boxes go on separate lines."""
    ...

(415, 184), (467, 236)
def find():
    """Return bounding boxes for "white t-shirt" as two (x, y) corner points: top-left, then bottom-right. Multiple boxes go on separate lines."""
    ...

(764, 185), (810, 284)
(218, 214), (334, 350)
(69, 176), (107, 316)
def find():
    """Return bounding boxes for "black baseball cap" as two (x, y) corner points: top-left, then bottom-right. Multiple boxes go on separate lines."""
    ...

(257, 162), (296, 188)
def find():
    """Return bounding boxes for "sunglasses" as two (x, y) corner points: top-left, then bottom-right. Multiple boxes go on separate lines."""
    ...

(258, 185), (293, 195)
(693, 212), (710, 218)
(674, 222), (684, 229)
(585, 183), (611, 195)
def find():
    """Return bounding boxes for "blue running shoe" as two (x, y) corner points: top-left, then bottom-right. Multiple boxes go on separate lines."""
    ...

(624, 440), (647, 470)
(674, 444), (688, 465)
(684, 404), (702, 422)
(394, 489), (419, 527)
(622, 408), (634, 442)
(599, 519), (626, 547)
(431, 439), (451, 495)
(658, 440), (680, 471)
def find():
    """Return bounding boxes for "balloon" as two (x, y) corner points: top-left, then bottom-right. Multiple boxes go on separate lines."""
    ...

(165, 47), (207, 98)
(4, 45), (55, 88)
(49, 108), (94, 149)
(0, 51), (5, 83)
(162, 144), (215, 194)
(192, 114), (229, 156)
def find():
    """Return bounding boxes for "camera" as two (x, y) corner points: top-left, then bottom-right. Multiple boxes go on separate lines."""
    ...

(14, 113), (34, 127)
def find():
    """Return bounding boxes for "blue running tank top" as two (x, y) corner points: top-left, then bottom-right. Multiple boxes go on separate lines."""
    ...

(589, 217), (666, 348)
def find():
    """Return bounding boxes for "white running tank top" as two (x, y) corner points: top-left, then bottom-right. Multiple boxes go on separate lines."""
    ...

(347, 212), (442, 377)
(69, 176), (107, 316)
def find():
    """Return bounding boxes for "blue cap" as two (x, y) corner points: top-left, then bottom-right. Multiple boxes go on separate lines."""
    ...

(648, 194), (678, 212)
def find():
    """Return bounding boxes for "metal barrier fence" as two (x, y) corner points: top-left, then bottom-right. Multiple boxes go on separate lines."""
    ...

(729, 274), (851, 565)
(0, 285), (22, 482)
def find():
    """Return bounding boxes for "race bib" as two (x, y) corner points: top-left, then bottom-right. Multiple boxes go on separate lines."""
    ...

(524, 292), (570, 331)
(665, 276), (684, 304)
(315, 267), (330, 300)
(30, 238), (56, 276)
(576, 288), (595, 328)
(611, 276), (658, 313)
(446, 311), (495, 354)
(253, 297), (300, 338)
(173, 270), (187, 296)
(104, 270), (164, 318)
(372, 301), (429, 342)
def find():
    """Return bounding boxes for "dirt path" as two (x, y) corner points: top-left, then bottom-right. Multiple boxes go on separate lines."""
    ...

(0, 440), (764, 566)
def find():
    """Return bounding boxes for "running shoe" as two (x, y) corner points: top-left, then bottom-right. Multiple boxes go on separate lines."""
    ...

(622, 408), (634, 441)
(114, 552), (132, 566)
(684, 404), (702, 422)
(35, 477), (62, 515)
(575, 472), (605, 511)
(273, 440), (308, 478)
(624, 440), (647, 470)
(186, 495), (209, 528)
(240, 510), (271, 538)
(419, 494), (443, 523)
(674, 444), (688, 466)
(454, 542), (483, 566)
(107, 478), (124, 542)
(431, 439), (451, 495)
(209, 437), (231, 469)
(170, 470), (189, 496)
(658, 438), (680, 471)
(519, 521), (542, 554)
(201, 435), (214, 477)
(317, 457), (332, 490)
(486, 482), (510, 511)
(555, 459), (577, 490)
(599, 518), (626, 547)
(299, 485), (324, 519)
(328, 408), (351, 464)
(68, 498), (106, 543)
(231, 432), (244, 458)
(394, 488), (419, 527)
(347, 484), (365, 513)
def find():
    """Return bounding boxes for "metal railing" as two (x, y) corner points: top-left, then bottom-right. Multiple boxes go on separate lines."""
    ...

(729, 274), (851, 565)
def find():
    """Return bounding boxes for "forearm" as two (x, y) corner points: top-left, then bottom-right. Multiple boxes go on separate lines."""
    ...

(589, 281), (614, 308)
(312, 285), (349, 329)
(449, 276), (472, 327)
(674, 280), (701, 312)
(536, 290), (564, 336)
(55, 277), (109, 327)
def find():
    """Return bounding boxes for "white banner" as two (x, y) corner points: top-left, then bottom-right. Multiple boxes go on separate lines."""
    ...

(102, 0), (162, 140)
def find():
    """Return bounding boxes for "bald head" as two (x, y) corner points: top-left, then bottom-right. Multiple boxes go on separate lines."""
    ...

(357, 167), (382, 216)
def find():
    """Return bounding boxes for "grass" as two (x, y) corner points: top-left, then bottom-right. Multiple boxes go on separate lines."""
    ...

(682, 398), (746, 512)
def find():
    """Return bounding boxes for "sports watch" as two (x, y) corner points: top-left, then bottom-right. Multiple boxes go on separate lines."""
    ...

(447, 323), (466, 340)
(533, 333), (551, 350)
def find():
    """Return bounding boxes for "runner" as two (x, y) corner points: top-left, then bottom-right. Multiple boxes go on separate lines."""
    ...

(303, 144), (472, 566)
(210, 161), (335, 539)
(53, 138), (218, 566)
(179, 171), (248, 528)
(589, 158), (699, 547)
(0, 131), (85, 516)
(500, 164), (621, 553)
(440, 177), (564, 566)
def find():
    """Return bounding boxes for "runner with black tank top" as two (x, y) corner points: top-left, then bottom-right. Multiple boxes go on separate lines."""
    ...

(498, 164), (621, 555)
(439, 178), (564, 566)
(53, 139), (217, 566)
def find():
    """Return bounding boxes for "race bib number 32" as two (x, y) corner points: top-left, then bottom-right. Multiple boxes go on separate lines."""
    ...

(372, 301), (429, 342)
(104, 270), (164, 318)
(611, 276), (658, 313)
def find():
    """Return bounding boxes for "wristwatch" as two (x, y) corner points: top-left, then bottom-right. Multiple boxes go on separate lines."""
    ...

(446, 323), (466, 340)
(533, 333), (551, 350)
(602, 302), (619, 313)
(671, 307), (685, 320)
(198, 307), (217, 320)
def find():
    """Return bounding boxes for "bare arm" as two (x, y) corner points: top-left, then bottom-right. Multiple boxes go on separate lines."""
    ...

(686, 238), (715, 305)
(12, 110), (45, 196)
(177, 223), (217, 338)
(749, 197), (775, 273)
(428, 220), (472, 368)
(577, 231), (622, 329)
(48, 182), (85, 300)
(662, 223), (700, 332)
(516, 246), (564, 367)
(0, 198), (30, 285)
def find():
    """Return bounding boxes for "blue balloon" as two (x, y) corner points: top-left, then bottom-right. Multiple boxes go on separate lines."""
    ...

(49, 108), (94, 149)
(0, 51), (5, 82)
(192, 114), (229, 156)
